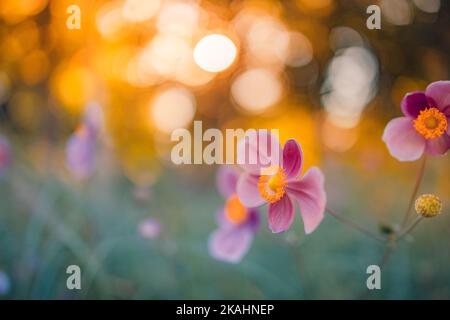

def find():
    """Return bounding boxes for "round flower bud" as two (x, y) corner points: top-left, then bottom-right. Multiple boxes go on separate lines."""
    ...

(415, 194), (442, 218)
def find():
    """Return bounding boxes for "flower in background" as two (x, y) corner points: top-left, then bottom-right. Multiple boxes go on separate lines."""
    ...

(236, 131), (326, 234)
(415, 194), (442, 218)
(66, 103), (103, 179)
(209, 166), (260, 263)
(383, 81), (450, 161)
(0, 136), (11, 176)
(0, 270), (10, 296)
(138, 218), (161, 239)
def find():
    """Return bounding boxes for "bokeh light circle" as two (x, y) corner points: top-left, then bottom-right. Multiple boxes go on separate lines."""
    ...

(151, 87), (196, 134)
(193, 34), (237, 73)
(231, 69), (282, 113)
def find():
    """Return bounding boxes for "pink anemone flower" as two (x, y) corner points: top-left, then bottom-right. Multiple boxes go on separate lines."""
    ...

(208, 166), (260, 264)
(236, 131), (326, 234)
(382, 80), (450, 161)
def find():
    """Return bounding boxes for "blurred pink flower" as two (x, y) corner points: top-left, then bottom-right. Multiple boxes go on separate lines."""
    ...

(236, 131), (326, 234)
(138, 218), (161, 239)
(209, 166), (260, 263)
(383, 81), (450, 161)
(66, 126), (97, 179)
(0, 136), (11, 176)
(65, 103), (102, 179)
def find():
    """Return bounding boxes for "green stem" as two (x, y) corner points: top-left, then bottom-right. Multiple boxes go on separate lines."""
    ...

(326, 207), (386, 242)
(397, 216), (424, 241)
(401, 156), (427, 228)
(381, 156), (427, 269)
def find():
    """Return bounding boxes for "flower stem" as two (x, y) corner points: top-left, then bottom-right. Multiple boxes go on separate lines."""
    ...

(380, 237), (396, 269)
(325, 207), (386, 242)
(381, 156), (427, 269)
(397, 216), (424, 241)
(401, 156), (427, 228)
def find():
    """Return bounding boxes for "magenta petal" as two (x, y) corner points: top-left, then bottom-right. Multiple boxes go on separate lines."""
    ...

(268, 195), (295, 233)
(216, 165), (239, 198)
(282, 139), (303, 179)
(382, 117), (426, 161)
(425, 134), (450, 156)
(286, 167), (326, 234)
(400, 92), (428, 118)
(218, 207), (260, 231)
(236, 173), (265, 207)
(237, 130), (282, 175)
(245, 209), (261, 233)
(208, 225), (254, 263)
(425, 81), (450, 110)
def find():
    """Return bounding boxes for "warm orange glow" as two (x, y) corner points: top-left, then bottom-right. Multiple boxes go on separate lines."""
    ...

(0, 0), (48, 24)
(150, 87), (196, 134)
(123, 0), (161, 22)
(51, 64), (96, 114)
(20, 50), (49, 85)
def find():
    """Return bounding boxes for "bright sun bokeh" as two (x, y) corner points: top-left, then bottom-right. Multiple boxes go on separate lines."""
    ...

(193, 34), (237, 73)
(0, 0), (449, 301)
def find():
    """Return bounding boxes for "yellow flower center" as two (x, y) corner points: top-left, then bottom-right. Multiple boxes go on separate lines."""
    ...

(413, 107), (447, 139)
(415, 194), (442, 218)
(225, 194), (248, 224)
(258, 166), (287, 204)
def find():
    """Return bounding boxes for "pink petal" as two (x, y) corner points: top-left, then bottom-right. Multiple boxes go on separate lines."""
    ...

(217, 207), (260, 232)
(245, 209), (261, 233)
(425, 134), (450, 156)
(400, 91), (428, 118)
(382, 117), (426, 161)
(216, 165), (238, 198)
(425, 81), (450, 111)
(282, 139), (303, 179)
(236, 173), (265, 207)
(216, 209), (231, 227)
(0, 136), (11, 175)
(286, 167), (326, 234)
(138, 218), (161, 239)
(83, 102), (103, 136)
(208, 225), (254, 263)
(237, 129), (282, 175)
(66, 130), (96, 179)
(268, 195), (295, 233)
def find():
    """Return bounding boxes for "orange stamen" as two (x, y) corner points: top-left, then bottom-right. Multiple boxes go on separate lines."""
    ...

(225, 194), (248, 224)
(258, 166), (287, 204)
(413, 107), (447, 139)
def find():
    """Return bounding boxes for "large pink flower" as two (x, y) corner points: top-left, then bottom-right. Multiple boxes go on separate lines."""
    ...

(382, 81), (450, 161)
(236, 131), (326, 234)
(208, 166), (260, 263)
